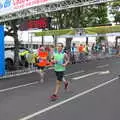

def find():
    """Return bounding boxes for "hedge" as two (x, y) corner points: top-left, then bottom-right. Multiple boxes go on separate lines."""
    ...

(34, 25), (120, 36)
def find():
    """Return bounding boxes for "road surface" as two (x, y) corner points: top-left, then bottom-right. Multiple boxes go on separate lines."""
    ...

(0, 56), (120, 120)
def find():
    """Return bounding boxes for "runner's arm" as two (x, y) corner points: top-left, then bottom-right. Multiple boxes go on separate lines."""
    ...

(50, 55), (56, 64)
(64, 53), (69, 66)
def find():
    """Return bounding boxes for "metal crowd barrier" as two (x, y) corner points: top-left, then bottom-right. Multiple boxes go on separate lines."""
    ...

(0, 65), (54, 80)
(0, 67), (38, 79)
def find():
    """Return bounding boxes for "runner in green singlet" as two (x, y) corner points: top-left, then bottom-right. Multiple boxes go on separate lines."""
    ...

(50, 43), (69, 100)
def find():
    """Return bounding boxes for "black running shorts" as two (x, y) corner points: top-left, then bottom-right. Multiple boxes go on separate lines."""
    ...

(37, 66), (45, 70)
(55, 71), (64, 81)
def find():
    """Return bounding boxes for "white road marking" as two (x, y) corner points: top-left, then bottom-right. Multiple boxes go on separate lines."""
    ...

(72, 72), (98, 80)
(0, 71), (33, 79)
(64, 70), (84, 76)
(19, 77), (118, 120)
(98, 70), (110, 75)
(0, 70), (84, 93)
(0, 81), (38, 93)
(96, 64), (109, 68)
(72, 70), (110, 80)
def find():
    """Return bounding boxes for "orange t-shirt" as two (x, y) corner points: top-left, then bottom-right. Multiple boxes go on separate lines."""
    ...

(79, 45), (84, 52)
(38, 51), (48, 59)
(37, 51), (48, 67)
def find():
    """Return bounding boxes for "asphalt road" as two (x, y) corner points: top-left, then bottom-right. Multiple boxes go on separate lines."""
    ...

(0, 56), (120, 120)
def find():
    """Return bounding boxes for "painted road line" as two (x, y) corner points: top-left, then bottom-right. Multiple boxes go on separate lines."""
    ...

(114, 61), (120, 64)
(0, 70), (84, 93)
(96, 64), (109, 68)
(72, 72), (98, 80)
(0, 81), (38, 93)
(72, 70), (110, 80)
(64, 70), (84, 76)
(19, 77), (119, 120)
(0, 71), (33, 79)
(98, 70), (110, 75)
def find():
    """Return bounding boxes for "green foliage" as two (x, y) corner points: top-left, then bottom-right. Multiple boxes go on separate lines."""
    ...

(87, 3), (109, 26)
(34, 25), (120, 36)
(35, 29), (75, 36)
(48, 3), (109, 29)
(85, 25), (120, 34)
(110, 0), (120, 24)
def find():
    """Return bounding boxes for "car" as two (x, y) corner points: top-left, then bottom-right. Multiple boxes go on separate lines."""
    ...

(5, 46), (32, 70)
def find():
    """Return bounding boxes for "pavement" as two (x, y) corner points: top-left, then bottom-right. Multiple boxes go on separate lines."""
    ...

(0, 56), (120, 120)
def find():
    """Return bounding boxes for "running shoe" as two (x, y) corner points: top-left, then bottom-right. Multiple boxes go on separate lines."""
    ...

(50, 94), (59, 101)
(40, 79), (44, 83)
(64, 81), (69, 90)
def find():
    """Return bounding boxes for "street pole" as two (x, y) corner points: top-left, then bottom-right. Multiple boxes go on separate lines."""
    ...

(42, 35), (44, 45)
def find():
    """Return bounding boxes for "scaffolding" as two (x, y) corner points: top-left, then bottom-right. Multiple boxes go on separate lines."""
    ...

(0, 0), (112, 23)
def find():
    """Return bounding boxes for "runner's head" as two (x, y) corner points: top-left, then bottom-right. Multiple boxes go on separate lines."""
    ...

(39, 46), (45, 51)
(57, 43), (64, 52)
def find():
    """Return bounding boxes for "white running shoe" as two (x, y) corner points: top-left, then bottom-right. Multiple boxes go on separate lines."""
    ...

(40, 79), (44, 83)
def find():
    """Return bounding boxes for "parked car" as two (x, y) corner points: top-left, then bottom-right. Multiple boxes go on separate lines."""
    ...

(5, 47), (32, 70)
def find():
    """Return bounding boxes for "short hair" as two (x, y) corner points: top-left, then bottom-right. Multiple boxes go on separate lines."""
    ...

(57, 42), (64, 48)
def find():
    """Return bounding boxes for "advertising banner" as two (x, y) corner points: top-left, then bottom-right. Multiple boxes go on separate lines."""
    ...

(0, 25), (5, 76)
(0, 0), (64, 16)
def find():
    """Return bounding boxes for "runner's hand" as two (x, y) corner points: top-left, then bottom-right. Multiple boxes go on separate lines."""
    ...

(51, 60), (57, 64)
(62, 63), (67, 67)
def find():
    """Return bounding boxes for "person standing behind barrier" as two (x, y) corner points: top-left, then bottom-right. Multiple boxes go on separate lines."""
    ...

(78, 44), (84, 63)
(91, 43), (95, 54)
(50, 43), (69, 100)
(71, 43), (76, 64)
(36, 46), (48, 83)
(26, 52), (36, 68)
(83, 44), (89, 62)
(19, 49), (30, 67)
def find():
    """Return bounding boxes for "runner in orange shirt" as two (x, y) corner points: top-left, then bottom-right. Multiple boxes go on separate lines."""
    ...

(36, 46), (49, 83)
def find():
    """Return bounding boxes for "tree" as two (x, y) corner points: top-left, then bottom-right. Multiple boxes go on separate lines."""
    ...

(89, 3), (109, 26)
(110, 0), (120, 24)
(48, 3), (109, 30)
(110, 0), (120, 48)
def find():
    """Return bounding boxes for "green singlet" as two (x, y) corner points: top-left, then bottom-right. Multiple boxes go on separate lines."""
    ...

(54, 52), (65, 72)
